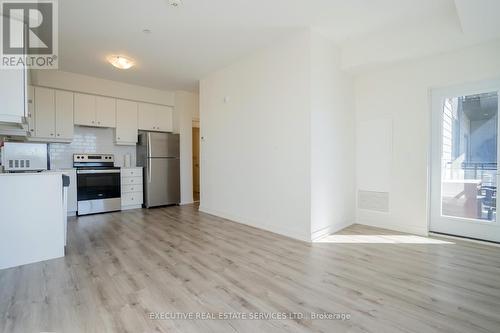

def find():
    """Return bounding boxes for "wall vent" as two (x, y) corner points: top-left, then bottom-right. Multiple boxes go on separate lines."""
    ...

(358, 190), (389, 212)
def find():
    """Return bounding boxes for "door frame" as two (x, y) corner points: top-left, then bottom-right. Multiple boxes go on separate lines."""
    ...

(429, 78), (500, 242)
(192, 118), (200, 202)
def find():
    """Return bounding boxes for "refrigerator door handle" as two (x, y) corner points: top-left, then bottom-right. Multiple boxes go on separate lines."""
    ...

(148, 158), (152, 183)
(147, 132), (152, 158)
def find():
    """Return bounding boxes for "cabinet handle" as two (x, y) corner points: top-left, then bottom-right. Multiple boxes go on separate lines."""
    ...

(30, 129), (34, 132)
(98, 121), (101, 125)
(92, 120), (95, 124)
(50, 133), (54, 136)
(118, 137), (121, 140)
(57, 134), (60, 136)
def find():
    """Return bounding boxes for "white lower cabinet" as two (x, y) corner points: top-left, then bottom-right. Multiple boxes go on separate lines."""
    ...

(121, 167), (143, 210)
(122, 192), (144, 207)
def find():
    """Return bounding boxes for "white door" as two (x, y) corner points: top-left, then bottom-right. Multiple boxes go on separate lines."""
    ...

(430, 79), (500, 242)
(34, 87), (55, 138)
(55, 90), (74, 140)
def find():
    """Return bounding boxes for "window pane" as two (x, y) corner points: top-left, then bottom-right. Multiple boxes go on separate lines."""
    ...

(441, 92), (498, 221)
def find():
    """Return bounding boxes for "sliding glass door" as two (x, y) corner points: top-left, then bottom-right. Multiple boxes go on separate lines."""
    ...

(430, 80), (500, 242)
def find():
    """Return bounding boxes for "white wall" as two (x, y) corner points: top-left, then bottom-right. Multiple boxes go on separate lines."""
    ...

(354, 39), (500, 235)
(174, 91), (199, 205)
(31, 70), (174, 106)
(200, 31), (312, 241)
(200, 30), (356, 241)
(310, 32), (356, 240)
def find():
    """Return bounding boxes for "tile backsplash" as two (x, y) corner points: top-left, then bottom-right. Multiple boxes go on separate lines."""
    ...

(49, 126), (136, 169)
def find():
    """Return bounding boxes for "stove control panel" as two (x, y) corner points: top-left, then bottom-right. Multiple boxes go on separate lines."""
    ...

(73, 154), (115, 163)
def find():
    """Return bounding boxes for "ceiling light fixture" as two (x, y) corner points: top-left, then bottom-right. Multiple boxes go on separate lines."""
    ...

(169, 0), (182, 7)
(142, 29), (152, 34)
(107, 55), (135, 69)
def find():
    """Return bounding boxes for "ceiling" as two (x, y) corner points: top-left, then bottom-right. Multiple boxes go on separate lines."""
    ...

(58, 0), (500, 92)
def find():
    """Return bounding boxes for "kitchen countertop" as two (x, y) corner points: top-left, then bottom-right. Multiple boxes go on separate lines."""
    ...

(0, 171), (64, 176)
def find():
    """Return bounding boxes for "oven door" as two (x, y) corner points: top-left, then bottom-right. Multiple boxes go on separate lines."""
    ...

(77, 169), (121, 201)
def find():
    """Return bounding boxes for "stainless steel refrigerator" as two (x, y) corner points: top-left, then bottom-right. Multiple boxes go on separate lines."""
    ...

(137, 131), (180, 207)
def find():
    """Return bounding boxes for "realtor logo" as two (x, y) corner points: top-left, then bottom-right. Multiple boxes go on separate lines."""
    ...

(1, 0), (58, 68)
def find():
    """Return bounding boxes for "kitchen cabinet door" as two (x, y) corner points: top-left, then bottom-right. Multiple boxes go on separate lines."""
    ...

(96, 96), (116, 128)
(157, 105), (173, 132)
(27, 86), (35, 135)
(55, 90), (74, 140)
(0, 65), (25, 123)
(138, 102), (156, 131)
(74, 93), (96, 126)
(116, 99), (138, 145)
(34, 87), (55, 138)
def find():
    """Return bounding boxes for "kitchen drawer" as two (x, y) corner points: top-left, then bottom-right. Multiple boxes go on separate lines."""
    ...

(121, 184), (142, 193)
(121, 168), (142, 178)
(121, 176), (143, 185)
(122, 192), (143, 206)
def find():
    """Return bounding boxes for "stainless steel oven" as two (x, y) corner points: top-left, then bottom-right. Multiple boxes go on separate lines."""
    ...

(74, 154), (121, 215)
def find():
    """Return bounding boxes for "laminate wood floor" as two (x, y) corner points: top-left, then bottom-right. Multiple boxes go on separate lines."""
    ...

(1, 205), (500, 333)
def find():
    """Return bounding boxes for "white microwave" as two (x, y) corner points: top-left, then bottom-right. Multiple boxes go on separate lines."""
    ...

(1, 142), (48, 172)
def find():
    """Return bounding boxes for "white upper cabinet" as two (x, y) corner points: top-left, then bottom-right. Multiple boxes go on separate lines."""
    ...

(55, 90), (74, 140)
(74, 93), (116, 128)
(115, 99), (138, 145)
(157, 105), (173, 132)
(0, 65), (25, 124)
(74, 93), (95, 126)
(34, 87), (55, 138)
(32, 87), (74, 142)
(96, 96), (116, 127)
(138, 103), (156, 131)
(138, 103), (173, 132)
(25, 86), (174, 144)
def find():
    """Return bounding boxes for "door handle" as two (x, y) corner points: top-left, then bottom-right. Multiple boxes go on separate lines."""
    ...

(148, 159), (152, 183)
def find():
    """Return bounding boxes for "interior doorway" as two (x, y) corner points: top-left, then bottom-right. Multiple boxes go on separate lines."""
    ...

(192, 125), (200, 202)
(430, 79), (500, 243)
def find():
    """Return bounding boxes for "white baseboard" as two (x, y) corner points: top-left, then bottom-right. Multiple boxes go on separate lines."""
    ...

(180, 200), (195, 206)
(356, 219), (428, 236)
(311, 220), (354, 241)
(199, 205), (310, 242)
